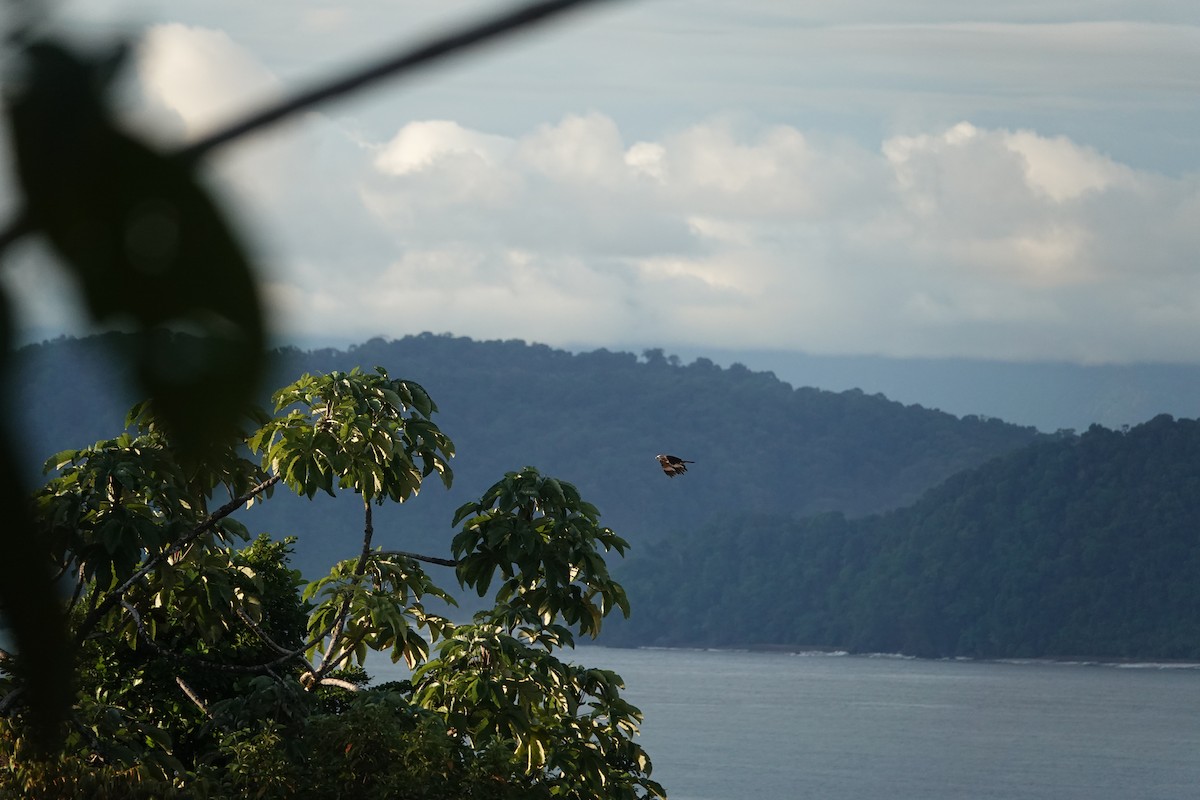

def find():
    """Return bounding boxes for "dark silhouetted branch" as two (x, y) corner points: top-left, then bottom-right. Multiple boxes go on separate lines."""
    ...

(177, 0), (611, 163)
(380, 549), (458, 568)
(0, 0), (614, 257)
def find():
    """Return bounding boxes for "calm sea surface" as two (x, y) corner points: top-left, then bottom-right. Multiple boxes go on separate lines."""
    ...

(373, 646), (1200, 799)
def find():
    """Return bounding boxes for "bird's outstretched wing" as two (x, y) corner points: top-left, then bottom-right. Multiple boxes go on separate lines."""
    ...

(656, 454), (695, 477)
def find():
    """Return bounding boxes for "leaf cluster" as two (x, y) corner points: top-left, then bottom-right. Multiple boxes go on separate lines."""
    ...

(413, 623), (662, 799)
(251, 368), (453, 503)
(303, 553), (454, 671)
(2, 366), (662, 799)
(453, 468), (630, 639)
(1, 0), (639, 768)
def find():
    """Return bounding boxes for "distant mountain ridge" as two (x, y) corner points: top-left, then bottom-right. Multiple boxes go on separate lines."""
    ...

(607, 414), (1200, 660)
(13, 332), (1041, 578)
(15, 333), (1200, 659)
(663, 347), (1200, 433)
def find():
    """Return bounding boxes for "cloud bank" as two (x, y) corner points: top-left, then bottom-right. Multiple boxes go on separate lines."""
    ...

(6, 13), (1200, 366)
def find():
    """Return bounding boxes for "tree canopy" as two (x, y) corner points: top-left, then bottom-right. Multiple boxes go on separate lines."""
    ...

(607, 415), (1200, 660)
(0, 367), (663, 799)
(13, 332), (1045, 582)
(0, 0), (623, 750)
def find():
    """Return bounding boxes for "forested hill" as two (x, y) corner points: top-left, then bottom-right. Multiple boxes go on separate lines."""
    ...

(14, 332), (1041, 577)
(606, 414), (1200, 660)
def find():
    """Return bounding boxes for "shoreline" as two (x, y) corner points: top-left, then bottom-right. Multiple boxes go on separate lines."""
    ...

(594, 642), (1200, 669)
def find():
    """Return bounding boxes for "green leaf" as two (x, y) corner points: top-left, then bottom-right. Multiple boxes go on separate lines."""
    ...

(43, 449), (80, 474)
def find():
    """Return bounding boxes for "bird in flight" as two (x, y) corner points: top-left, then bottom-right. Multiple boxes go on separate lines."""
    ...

(656, 454), (694, 477)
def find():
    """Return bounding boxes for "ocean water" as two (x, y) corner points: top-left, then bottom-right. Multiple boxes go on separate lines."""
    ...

(374, 646), (1200, 799)
(573, 647), (1200, 800)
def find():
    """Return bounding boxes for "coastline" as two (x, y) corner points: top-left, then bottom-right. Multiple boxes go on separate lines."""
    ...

(593, 642), (1200, 670)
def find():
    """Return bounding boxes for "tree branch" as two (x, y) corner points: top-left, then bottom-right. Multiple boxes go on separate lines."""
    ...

(235, 608), (296, 657)
(65, 567), (87, 615)
(379, 549), (458, 568)
(175, 675), (212, 719)
(313, 500), (374, 682)
(314, 632), (369, 678)
(77, 475), (281, 643)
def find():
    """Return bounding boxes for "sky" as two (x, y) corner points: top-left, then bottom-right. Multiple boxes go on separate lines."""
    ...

(3, 0), (1200, 365)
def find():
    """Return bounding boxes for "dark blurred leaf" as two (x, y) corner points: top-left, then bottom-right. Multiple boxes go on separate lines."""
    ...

(0, 287), (72, 749)
(6, 39), (266, 460)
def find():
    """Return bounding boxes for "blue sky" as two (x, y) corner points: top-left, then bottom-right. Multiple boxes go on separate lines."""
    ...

(4, 0), (1200, 363)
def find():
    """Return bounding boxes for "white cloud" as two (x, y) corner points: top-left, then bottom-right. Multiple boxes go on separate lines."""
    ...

(515, 113), (628, 187)
(134, 23), (283, 141)
(6, 6), (1200, 366)
(1004, 130), (1135, 203)
(221, 94), (1197, 363)
(374, 120), (513, 175)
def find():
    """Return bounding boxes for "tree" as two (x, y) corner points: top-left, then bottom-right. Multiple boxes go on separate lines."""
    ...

(0, 0), (611, 744)
(0, 366), (664, 799)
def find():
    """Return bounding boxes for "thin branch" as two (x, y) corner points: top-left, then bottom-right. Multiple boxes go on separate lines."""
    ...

(125, 504), (417, 684)
(0, 0), (612, 257)
(315, 632), (369, 677)
(294, 546), (455, 683)
(65, 566), (86, 614)
(198, 647), (311, 675)
(194, 474), (283, 539)
(378, 549), (458, 568)
(236, 608), (295, 657)
(117, 600), (177, 670)
(314, 501), (375, 681)
(70, 712), (104, 752)
(49, 558), (71, 583)
(175, 676), (212, 719)
(76, 475), (280, 643)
